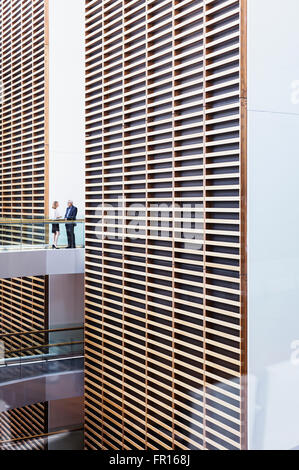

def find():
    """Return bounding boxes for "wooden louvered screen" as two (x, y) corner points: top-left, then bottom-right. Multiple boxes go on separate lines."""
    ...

(0, 1), (49, 341)
(85, 0), (247, 450)
(0, 275), (48, 356)
(0, 402), (48, 450)
(0, 0), (48, 221)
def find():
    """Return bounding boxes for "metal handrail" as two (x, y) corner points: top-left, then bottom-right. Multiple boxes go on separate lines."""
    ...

(4, 340), (84, 357)
(0, 218), (85, 224)
(0, 426), (83, 445)
(0, 326), (83, 340)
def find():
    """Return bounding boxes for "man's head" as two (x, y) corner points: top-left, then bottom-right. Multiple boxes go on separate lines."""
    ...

(67, 200), (73, 208)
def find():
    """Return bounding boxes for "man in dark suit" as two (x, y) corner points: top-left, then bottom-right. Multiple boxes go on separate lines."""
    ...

(65, 200), (78, 248)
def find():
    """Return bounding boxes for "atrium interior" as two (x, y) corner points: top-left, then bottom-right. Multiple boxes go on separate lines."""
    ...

(1, 0), (299, 453)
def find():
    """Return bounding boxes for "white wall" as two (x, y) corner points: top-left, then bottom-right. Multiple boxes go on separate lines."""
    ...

(49, 0), (85, 218)
(247, 0), (299, 450)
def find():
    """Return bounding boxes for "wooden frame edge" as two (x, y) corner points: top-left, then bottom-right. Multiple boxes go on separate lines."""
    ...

(240, 0), (248, 451)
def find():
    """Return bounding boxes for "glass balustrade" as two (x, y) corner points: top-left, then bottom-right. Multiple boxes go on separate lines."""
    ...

(0, 426), (84, 451)
(0, 328), (84, 450)
(0, 219), (85, 251)
(0, 326), (84, 385)
(0, 395), (84, 451)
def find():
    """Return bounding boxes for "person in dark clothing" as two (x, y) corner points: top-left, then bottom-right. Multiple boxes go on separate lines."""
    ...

(65, 200), (78, 248)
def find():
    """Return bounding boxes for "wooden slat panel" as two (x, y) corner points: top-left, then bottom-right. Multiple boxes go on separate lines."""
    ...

(85, 0), (246, 450)
(0, 0), (49, 350)
(0, 402), (47, 450)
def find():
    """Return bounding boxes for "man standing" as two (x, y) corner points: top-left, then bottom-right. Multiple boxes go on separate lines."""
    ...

(65, 200), (78, 248)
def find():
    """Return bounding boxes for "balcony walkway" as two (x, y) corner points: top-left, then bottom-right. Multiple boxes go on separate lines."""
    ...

(0, 356), (83, 410)
(0, 247), (84, 279)
(0, 218), (85, 278)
